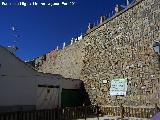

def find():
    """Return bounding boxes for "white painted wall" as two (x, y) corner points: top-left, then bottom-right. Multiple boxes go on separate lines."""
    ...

(37, 75), (59, 86)
(0, 47), (37, 76)
(36, 75), (60, 109)
(0, 46), (37, 107)
(0, 76), (36, 106)
(36, 87), (59, 109)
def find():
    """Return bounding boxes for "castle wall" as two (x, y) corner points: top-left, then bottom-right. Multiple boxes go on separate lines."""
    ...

(33, 0), (160, 107)
(35, 40), (84, 80)
(81, 0), (160, 106)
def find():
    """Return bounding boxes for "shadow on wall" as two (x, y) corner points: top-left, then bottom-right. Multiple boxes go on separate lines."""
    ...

(81, 82), (91, 106)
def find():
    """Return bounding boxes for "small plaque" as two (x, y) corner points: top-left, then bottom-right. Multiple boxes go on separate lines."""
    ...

(102, 80), (108, 84)
(110, 78), (128, 96)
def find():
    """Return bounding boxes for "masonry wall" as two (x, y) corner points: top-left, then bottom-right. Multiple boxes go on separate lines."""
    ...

(33, 0), (160, 107)
(35, 40), (84, 80)
(81, 0), (160, 107)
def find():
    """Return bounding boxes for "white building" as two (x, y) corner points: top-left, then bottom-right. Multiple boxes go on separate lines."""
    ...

(0, 45), (81, 112)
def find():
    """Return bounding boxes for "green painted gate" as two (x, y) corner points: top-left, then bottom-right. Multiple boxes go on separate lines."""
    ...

(61, 89), (84, 107)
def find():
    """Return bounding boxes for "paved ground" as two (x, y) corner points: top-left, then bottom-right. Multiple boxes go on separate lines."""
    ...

(76, 116), (149, 120)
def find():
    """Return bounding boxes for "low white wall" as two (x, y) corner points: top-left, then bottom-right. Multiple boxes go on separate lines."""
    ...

(36, 75), (60, 109)
(37, 75), (59, 86)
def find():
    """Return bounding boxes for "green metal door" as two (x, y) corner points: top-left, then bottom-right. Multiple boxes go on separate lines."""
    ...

(61, 89), (83, 107)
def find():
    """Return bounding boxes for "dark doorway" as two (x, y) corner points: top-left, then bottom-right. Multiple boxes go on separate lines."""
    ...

(61, 82), (91, 107)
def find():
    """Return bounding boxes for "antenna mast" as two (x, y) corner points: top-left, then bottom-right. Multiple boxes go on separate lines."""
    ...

(10, 26), (20, 46)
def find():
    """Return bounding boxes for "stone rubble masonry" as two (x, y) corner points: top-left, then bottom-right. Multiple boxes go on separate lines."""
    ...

(34, 39), (84, 80)
(81, 0), (160, 107)
(32, 0), (160, 107)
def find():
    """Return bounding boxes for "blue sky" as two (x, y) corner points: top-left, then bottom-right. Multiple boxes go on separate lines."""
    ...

(0, 0), (133, 61)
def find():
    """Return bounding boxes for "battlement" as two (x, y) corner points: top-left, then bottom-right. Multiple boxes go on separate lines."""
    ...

(37, 0), (141, 53)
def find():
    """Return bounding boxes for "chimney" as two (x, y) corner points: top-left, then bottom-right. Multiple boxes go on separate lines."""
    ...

(88, 23), (93, 30)
(100, 16), (105, 24)
(7, 45), (18, 55)
(115, 4), (121, 13)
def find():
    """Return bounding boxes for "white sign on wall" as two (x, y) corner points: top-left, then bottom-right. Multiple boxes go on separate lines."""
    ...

(110, 78), (128, 96)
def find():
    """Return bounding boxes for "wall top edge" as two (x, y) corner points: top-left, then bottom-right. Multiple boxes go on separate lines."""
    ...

(83, 0), (145, 37)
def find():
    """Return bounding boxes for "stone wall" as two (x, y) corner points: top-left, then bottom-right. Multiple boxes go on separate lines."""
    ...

(81, 0), (160, 107)
(31, 0), (160, 107)
(34, 40), (84, 80)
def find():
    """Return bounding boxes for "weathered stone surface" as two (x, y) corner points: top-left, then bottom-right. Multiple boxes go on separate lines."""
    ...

(33, 40), (84, 80)
(81, 0), (160, 107)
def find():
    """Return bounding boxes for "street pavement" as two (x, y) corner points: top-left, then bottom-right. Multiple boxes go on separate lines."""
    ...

(76, 115), (149, 120)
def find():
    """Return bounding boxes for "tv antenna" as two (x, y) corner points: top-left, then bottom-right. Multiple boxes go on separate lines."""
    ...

(10, 26), (20, 45)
